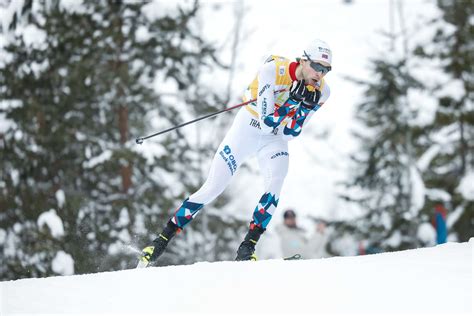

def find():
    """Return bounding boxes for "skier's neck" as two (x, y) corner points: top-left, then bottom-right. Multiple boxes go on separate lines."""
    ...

(294, 63), (303, 81)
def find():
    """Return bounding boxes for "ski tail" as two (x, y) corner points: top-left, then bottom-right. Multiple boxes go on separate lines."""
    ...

(283, 254), (302, 260)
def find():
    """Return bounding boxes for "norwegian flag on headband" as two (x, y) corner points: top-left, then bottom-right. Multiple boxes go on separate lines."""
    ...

(322, 54), (329, 59)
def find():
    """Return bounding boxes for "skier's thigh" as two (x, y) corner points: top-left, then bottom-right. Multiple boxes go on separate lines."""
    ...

(257, 140), (289, 180)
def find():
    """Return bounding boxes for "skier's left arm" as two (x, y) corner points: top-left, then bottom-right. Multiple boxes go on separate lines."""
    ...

(282, 84), (330, 140)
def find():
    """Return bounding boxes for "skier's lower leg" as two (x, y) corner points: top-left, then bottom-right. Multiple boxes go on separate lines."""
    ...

(235, 191), (279, 261)
(235, 222), (265, 261)
(140, 199), (204, 265)
(140, 220), (181, 265)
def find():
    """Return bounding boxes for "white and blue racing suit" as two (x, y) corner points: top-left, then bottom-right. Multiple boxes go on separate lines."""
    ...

(170, 55), (330, 231)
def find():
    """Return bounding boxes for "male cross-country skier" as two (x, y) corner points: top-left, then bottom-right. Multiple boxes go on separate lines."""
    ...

(139, 38), (332, 265)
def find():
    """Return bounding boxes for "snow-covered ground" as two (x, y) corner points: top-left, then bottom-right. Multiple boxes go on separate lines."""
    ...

(1, 240), (472, 315)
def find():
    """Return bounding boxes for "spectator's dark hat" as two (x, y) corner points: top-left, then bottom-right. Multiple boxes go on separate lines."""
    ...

(283, 209), (296, 219)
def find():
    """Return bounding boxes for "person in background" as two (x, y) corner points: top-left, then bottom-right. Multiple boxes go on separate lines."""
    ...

(432, 203), (448, 244)
(275, 209), (308, 258)
(358, 241), (381, 255)
(306, 218), (329, 259)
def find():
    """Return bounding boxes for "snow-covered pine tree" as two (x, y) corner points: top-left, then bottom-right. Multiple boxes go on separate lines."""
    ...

(413, 0), (473, 243)
(337, 35), (426, 252)
(0, 0), (239, 280)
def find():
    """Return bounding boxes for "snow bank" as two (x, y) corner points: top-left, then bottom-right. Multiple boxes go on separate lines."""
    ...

(1, 241), (472, 315)
(51, 251), (74, 276)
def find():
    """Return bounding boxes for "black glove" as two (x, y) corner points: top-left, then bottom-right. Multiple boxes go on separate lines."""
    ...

(289, 80), (307, 103)
(301, 90), (321, 110)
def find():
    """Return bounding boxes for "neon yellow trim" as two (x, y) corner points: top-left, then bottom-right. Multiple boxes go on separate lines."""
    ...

(273, 56), (292, 86)
(140, 246), (155, 263)
(144, 246), (154, 254)
(159, 234), (169, 241)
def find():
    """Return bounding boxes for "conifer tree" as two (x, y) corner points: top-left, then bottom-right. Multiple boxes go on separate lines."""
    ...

(0, 0), (239, 280)
(414, 0), (473, 242)
(339, 53), (424, 252)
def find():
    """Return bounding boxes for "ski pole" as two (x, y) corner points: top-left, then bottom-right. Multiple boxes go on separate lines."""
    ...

(136, 88), (287, 144)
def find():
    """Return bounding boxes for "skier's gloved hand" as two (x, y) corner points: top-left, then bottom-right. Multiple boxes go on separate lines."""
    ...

(301, 90), (321, 110)
(288, 80), (307, 103)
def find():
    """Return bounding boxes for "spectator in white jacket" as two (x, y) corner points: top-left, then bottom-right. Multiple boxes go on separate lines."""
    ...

(306, 219), (329, 259)
(275, 209), (309, 258)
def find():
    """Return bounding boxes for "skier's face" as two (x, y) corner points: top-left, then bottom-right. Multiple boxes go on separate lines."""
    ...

(301, 60), (330, 87)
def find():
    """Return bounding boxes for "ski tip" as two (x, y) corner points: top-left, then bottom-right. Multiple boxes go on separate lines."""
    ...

(136, 260), (149, 269)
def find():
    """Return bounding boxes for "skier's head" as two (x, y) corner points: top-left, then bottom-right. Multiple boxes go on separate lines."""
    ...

(302, 39), (332, 66)
(298, 38), (332, 85)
